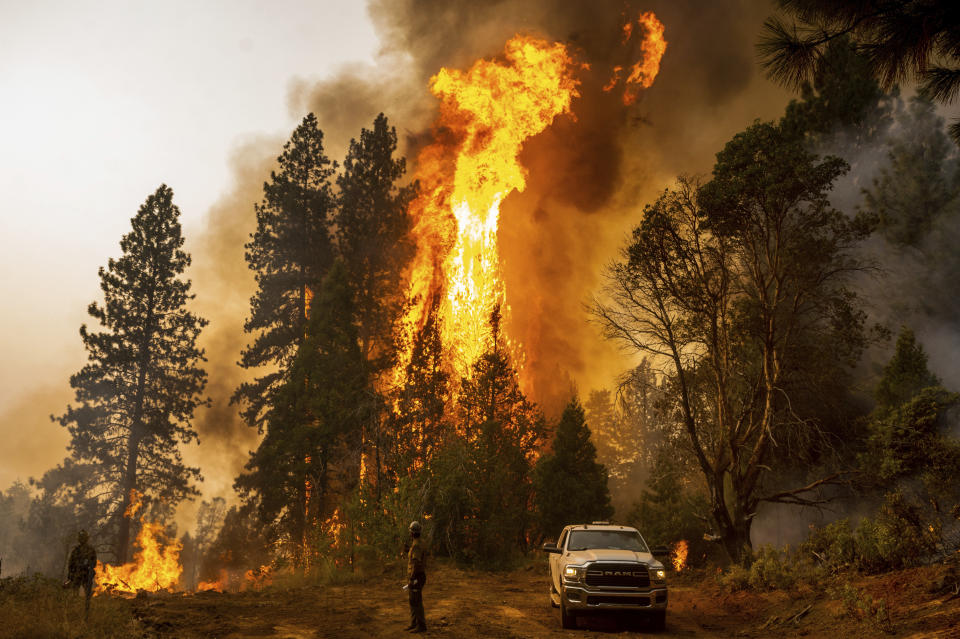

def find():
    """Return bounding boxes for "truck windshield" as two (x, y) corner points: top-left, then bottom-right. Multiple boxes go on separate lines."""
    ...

(566, 530), (649, 552)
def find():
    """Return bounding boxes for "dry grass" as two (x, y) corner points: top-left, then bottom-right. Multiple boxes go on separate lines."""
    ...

(0, 576), (144, 639)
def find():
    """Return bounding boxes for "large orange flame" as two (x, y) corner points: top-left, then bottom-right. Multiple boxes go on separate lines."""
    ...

(95, 492), (183, 595)
(401, 36), (580, 379)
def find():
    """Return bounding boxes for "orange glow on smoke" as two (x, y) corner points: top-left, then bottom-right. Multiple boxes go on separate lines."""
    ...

(401, 36), (580, 378)
(605, 11), (667, 105)
(95, 492), (182, 595)
(671, 540), (688, 572)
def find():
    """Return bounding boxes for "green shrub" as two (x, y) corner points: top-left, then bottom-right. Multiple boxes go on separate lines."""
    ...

(748, 546), (801, 590)
(717, 562), (752, 591)
(804, 491), (941, 574)
(831, 582), (894, 634)
(803, 519), (857, 572)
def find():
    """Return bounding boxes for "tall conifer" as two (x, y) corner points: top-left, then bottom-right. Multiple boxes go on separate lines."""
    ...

(234, 113), (337, 430)
(57, 185), (207, 561)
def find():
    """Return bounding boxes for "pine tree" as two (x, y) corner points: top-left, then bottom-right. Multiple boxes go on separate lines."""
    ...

(875, 327), (941, 410)
(781, 36), (893, 147)
(236, 260), (366, 564)
(865, 98), (960, 248)
(454, 306), (544, 560)
(335, 113), (416, 369)
(335, 113), (417, 494)
(391, 298), (451, 475)
(234, 113), (337, 431)
(534, 397), (613, 538)
(56, 185), (207, 562)
(862, 328), (960, 503)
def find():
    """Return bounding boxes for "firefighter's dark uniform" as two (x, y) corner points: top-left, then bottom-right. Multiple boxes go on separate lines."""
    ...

(67, 530), (97, 616)
(407, 536), (427, 632)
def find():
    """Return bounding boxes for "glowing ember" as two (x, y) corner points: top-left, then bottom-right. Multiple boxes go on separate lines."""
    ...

(605, 11), (667, 105)
(671, 539), (688, 572)
(198, 565), (272, 593)
(401, 36), (580, 378)
(324, 507), (346, 546)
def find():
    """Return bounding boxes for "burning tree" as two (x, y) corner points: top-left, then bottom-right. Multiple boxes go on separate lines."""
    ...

(236, 261), (367, 566)
(56, 185), (208, 562)
(334, 113), (417, 496)
(419, 308), (544, 563)
(593, 120), (873, 562)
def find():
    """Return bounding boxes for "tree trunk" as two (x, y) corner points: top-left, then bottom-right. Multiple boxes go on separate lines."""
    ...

(116, 432), (141, 563)
(711, 491), (754, 564)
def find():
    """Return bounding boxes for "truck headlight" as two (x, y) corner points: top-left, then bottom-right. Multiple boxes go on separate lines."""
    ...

(563, 565), (583, 579)
(655, 569), (666, 581)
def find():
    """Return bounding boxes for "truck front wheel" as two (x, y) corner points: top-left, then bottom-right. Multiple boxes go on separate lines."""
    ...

(649, 609), (666, 631)
(560, 597), (576, 629)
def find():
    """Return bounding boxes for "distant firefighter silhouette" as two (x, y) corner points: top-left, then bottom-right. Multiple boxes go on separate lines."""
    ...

(66, 529), (97, 618)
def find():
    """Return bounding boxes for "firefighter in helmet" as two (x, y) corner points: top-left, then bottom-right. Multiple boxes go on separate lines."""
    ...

(405, 520), (427, 632)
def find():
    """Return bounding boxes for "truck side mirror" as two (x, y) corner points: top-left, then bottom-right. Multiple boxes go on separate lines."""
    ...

(651, 545), (670, 558)
(542, 542), (560, 554)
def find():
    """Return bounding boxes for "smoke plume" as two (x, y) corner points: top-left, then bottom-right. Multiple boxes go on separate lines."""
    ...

(285, 0), (791, 416)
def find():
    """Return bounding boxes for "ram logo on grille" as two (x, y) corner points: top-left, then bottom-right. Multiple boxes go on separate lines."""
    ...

(603, 570), (644, 577)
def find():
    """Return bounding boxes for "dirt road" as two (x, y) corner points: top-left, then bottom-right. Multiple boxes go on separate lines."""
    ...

(128, 561), (960, 638)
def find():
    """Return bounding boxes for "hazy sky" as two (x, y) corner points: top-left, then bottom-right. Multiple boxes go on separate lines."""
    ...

(0, 0), (379, 487)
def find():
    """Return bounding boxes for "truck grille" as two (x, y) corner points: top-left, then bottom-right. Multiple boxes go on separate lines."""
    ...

(584, 563), (650, 588)
(587, 595), (650, 606)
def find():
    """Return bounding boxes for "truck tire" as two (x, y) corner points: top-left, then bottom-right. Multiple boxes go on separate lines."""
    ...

(550, 583), (560, 608)
(649, 609), (666, 631)
(560, 598), (576, 629)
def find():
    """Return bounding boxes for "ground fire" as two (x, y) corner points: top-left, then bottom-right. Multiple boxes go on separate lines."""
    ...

(94, 491), (183, 596)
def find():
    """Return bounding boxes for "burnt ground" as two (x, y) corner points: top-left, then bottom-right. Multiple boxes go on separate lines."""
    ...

(121, 560), (960, 639)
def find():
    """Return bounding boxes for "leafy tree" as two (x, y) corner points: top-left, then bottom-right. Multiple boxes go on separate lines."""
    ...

(594, 120), (872, 562)
(533, 397), (613, 539)
(181, 497), (227, 588)
(758, 0), (960, 141)
(335, 113), (417, 494)
(236, 260), (366, 566)
(199, 504), (272, 580)
(585, 361), (674, 513)
(55, 185), (207, 562)
(234, 113), (337, 431)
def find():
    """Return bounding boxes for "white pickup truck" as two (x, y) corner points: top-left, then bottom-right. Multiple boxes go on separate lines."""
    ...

(542, 523), (668, 630)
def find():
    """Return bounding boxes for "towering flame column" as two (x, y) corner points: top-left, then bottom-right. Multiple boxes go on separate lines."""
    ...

(402, 36), (580, 378)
